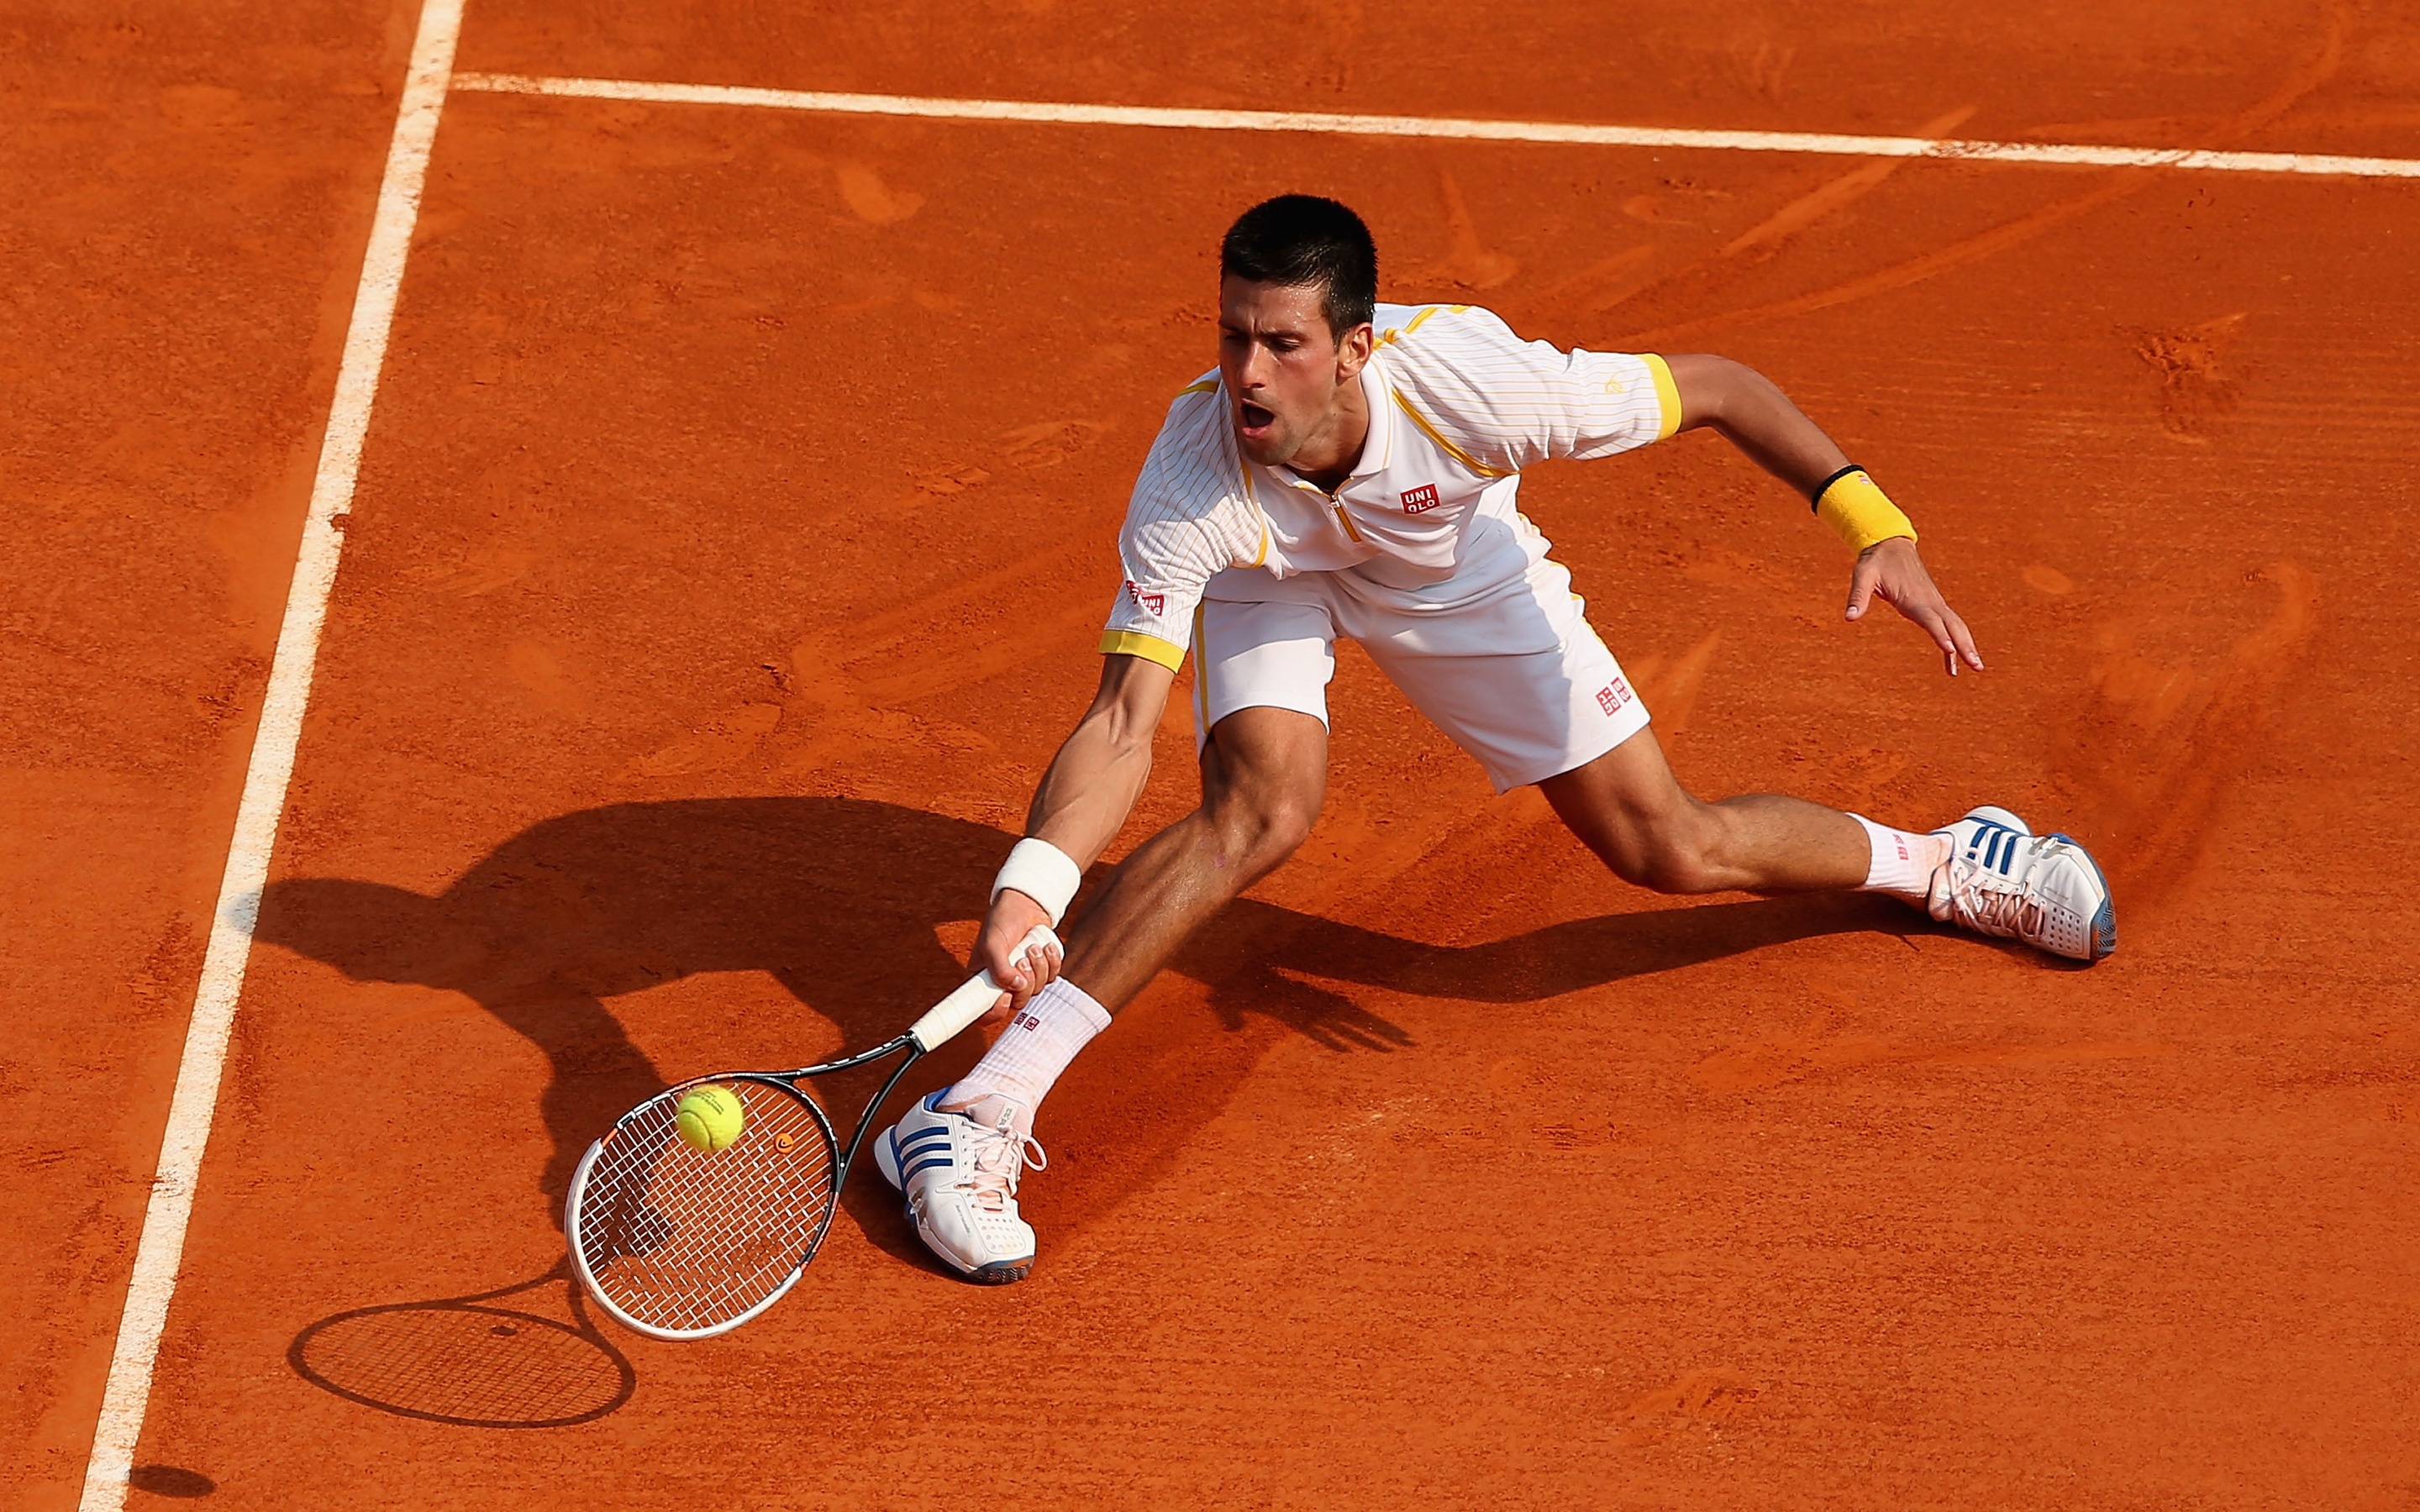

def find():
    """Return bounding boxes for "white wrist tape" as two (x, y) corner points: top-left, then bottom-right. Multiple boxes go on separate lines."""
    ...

(991, 837), (1082, 926)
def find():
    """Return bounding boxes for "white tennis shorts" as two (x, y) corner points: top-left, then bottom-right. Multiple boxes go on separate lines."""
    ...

(1190, 558), (1652, 791)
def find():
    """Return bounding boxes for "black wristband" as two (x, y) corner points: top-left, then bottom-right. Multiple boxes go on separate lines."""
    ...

(1809, 462), (1865, 511)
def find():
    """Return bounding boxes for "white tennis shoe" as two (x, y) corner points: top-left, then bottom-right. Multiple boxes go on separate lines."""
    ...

(872, 1090), (1045, 1284)
(1927, 806), (2117, 962)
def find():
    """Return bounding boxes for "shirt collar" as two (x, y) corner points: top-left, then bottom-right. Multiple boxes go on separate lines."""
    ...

(1346, 348), (1393, 480)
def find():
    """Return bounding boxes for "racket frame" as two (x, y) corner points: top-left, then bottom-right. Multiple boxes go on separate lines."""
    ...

(565, 924), (1057, 1341)
(566, 1037), (928, 1341)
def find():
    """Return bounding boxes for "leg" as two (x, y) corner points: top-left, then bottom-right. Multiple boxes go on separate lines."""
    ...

(1539, 724), (1870, 894)
(1435, 597), (2107, 956)
(875, 599), (1339, 1282)
(876, 709), (1328, 1284)
(927, 706), (1323, 1114)
(1060, 702), (1330, 1011)
(1540, 706), (2114, 958)
(1349, 564), (1921, 901)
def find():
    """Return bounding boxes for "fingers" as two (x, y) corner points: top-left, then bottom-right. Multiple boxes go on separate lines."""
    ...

(1850, 541), (1986, 677)
(1016, 940), (1065, 1002)
(983, 937), (1065, 1020)
(973, 888), (1058, 1010)
(1942, 604), (1985, 673)
(972, 941), (1028, 1019)
(1897, 600), (1963, 676)
(1897, 593), (1983, 677)
(1844, 554), (1881, 621)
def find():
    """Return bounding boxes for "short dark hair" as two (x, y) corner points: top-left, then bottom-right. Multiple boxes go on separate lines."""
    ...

(1219, 195), (1377, 339)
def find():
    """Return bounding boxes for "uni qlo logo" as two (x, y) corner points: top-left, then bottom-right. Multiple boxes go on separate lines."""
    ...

(1125, 580), (1165, 617)
(1399, 483), (1441, 515)
(1596, 678), (1634, 717)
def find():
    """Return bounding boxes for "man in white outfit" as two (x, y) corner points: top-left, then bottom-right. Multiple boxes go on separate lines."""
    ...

(874, 195), (2114, 1283)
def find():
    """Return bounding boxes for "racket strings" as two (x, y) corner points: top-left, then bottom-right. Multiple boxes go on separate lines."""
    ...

(573, 1080), (839, 1334)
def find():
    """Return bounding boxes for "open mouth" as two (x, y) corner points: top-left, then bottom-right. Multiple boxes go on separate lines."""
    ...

(1238, 400), (1275, 436)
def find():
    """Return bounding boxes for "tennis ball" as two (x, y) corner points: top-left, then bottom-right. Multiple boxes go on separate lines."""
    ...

(675, 1085), (744, 1153)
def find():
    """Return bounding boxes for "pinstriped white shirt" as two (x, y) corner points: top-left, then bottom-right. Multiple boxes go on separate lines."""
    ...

(1100, 303), (1680, 669)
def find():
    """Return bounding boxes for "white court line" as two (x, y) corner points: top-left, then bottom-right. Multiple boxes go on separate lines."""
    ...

(75, 2), (465, 1508)
(455, 71), (2420, 181)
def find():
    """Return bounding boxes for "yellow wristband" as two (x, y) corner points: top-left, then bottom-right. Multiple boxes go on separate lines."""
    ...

(1813, 466), (1917, 554)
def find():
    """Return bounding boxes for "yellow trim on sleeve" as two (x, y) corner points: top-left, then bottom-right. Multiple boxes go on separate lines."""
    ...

(1389, 387), (1508, 479)
(1375, 303), (1470, 349)
(1643, 353), (1683, 440)
(1177, 378), (1218, 397)
(1250, 521), (1270, 568)
(1099, 628), (1186, 670)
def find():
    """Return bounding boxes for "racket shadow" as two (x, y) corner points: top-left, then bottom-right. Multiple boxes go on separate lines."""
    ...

(287, 1262), (636, 1429)
(254, 796), (1907, 1271)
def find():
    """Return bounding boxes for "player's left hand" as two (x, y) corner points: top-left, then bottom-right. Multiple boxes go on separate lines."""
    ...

(1845, 537), (1984, 676)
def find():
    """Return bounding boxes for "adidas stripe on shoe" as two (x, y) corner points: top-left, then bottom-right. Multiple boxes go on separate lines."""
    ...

(1928, 806), (2117, 962)
(871, 1090), (1045, 1284)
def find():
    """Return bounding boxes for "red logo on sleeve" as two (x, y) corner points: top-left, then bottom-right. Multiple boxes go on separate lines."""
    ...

(1125, 581), (1165, 617)
(1595, 678), (1634, 716)
(1399, 484), (1440, 514)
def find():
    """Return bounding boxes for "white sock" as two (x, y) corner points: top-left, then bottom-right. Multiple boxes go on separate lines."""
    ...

(941, 977), (1111, 1132)
(1851, 813), (1949, 905)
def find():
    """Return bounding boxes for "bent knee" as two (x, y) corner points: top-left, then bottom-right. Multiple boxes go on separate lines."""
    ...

(1597, 819), (1726, 895)
(1207, 790), (1320, 873)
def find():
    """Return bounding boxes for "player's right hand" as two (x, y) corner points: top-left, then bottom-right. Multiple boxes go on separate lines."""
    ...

(974, 889), (1064, 1022)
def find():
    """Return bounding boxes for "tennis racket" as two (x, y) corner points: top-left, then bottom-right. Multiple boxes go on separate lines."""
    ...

(566, 924), (1058, 1341)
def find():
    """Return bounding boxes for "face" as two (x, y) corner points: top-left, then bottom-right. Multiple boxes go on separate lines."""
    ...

(1217, 276), (1373, 468)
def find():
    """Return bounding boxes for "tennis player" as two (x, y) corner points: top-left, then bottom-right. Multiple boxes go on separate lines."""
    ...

(874, 195), (2115, 1283)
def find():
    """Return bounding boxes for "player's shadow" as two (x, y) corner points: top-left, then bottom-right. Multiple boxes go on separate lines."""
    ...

(253, 796), (1911, 1270)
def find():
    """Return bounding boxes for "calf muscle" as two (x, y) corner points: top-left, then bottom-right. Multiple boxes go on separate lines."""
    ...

(1541, 727), (1868, 894)
(1062, 706), (1328, 1012)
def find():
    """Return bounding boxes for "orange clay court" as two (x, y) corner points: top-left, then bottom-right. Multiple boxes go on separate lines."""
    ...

(8, 0), (2419, 1505)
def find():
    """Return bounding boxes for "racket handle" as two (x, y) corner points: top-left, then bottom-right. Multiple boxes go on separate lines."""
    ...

(906, 925), (1062, 1053)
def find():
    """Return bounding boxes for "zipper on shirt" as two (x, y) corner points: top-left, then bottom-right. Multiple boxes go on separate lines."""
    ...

(1265, 460), (1365, 545)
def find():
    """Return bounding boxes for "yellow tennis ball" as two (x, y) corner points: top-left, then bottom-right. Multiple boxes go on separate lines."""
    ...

(675, 1085), (744, 1153)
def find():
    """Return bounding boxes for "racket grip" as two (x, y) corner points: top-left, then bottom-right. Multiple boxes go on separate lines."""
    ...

(906, 925), (1061, 1053)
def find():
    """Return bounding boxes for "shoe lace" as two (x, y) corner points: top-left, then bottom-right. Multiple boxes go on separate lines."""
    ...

(1948, 861), (2044, 938)
(957, 1121), (1047, 1213)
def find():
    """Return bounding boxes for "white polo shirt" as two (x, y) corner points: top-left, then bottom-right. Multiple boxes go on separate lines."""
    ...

(1100, 302), (1681, 669)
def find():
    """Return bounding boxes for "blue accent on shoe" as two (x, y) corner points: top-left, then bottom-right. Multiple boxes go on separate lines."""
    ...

(2049, 832), (2118, 960)
(902, 1154), (954, 1179)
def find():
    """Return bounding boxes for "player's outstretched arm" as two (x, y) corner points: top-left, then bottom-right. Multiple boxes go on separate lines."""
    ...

(1664, 353), (1984, 676)
(973, 652), (1176, 1010)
